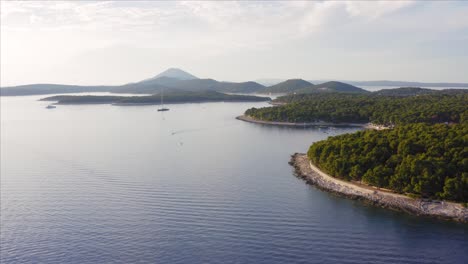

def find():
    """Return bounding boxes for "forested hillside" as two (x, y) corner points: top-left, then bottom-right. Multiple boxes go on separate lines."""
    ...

(295, 81), (368, 94)
(245, 91), (468, 203)
(259, 79), (313, 94)
(307, 123), (467, 202)
(245, 93), (468, 125)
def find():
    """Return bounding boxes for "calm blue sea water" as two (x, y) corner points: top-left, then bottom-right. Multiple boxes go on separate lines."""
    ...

(1, 95), (467, 263)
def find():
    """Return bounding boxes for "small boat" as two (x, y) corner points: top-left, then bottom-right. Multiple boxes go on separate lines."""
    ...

(46, 105), (56, 109)
(158, 86), (170, 112)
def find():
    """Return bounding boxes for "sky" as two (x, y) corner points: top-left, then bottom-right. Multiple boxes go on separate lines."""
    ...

(1, 1), (468, 86)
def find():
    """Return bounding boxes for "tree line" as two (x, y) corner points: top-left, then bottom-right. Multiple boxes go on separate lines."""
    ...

(245, 93), (468, 125)
(307, 123), (467, 202)
(244, 92), (468, 202)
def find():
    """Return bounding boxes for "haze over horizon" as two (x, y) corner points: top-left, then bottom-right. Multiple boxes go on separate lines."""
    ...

(1, 1), (468, 86)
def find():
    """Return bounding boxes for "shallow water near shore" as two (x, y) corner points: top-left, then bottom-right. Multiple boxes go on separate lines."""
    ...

(1, 95), (467, 263)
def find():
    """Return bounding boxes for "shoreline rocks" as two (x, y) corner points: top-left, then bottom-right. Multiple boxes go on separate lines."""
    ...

(236, 115), (368, 128)
(290, 153), (468, 223)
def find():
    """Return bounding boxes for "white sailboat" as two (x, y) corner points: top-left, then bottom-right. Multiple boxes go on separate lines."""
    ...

(158, 86), (169, 112)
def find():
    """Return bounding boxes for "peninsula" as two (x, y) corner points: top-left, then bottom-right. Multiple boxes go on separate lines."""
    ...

(243, 91), (467, 126)
(238, 91), (468, 221)
(291, 153), (467, 222)
(236, 115), (369, 128)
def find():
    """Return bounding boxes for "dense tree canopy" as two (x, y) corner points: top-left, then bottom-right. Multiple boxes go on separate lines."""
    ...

(307, 123), (468, 202)
(247, 92), (468, 202)
(245, 93), (468, 125)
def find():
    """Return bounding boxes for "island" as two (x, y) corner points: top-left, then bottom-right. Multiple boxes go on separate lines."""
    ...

(1, 68), (267, 96)
(258, 79), (314, 94)
(257, 80), (370, 94)
(40, 91), (271, 105)
(239, 90), (468, 222)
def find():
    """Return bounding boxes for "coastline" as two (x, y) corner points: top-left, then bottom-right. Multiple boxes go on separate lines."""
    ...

(268, 101), (287, 106)
(47, 99), (269, 106)
(236, 115), (369, 128)
(112, 99), (270, 106)
(290, 153), (468, 223)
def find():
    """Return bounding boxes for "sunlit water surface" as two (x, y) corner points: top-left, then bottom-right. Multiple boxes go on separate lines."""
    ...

(1, 95), (467, 263)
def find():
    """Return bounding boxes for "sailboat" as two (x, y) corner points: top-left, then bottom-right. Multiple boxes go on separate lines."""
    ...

(157, 86), (169, 112)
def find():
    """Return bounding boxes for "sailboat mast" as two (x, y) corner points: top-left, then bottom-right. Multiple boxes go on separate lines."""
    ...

(157, 85), (169, 111)
(161, 86), (164, 107)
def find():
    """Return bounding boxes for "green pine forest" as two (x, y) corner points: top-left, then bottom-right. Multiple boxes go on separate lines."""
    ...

(245, 93), (467, 125)
(245, 92), (468, 202)
(308, 123), (467, 202)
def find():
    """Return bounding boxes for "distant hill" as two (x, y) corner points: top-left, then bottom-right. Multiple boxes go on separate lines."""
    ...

(111, 78), (265, 94)
(306, 80), (468, 88)
(374, 87), (468, 96)
(258, 79), (468, 88)
(346, 80), (468, 88)
(133, 76), (182, 87)
(111, 82), (169, 94)
(218, 81), (265, 93)
(112, 69), (201, 94)
(146, 68), (198, 81)
(259, 79), (313, 94)
(3, 69), (466, 96)
(1, 68), (265, 96)
(112, 76), (191, 94)
(0, 84), (114, 96)
(171, 79), (265, 93)
(296, 81), (369, 94)
(374, 87), (436, 96)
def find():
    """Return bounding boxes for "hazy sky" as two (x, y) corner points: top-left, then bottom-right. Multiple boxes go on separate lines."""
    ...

(1, 1), (468, 86)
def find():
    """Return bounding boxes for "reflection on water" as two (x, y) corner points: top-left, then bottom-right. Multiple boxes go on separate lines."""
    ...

(1, 95), (467, 264)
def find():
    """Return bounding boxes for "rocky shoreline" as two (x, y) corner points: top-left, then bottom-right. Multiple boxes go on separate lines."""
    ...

(290, 153), (468, 223)
(236, 115), (368, 128)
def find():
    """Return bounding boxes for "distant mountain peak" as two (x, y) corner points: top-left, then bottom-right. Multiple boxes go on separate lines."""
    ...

(298, 81), (369, 94)
(259, 78), (313, 94)
(152, 68), (198, 80)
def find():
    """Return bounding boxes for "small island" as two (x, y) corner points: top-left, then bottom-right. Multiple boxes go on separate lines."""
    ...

(239, 90), (468, 222)
(40, 90), (271, 105)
